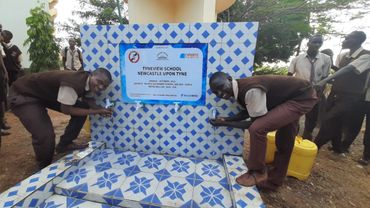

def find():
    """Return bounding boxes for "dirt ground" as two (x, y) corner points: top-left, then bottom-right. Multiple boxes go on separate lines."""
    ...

(0, 111), (370, 208)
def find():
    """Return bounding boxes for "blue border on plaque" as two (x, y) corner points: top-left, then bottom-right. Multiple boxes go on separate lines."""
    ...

(119, 43), (208, 105)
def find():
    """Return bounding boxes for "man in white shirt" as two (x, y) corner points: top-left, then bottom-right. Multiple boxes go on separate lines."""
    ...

(288, 35), (331, 140)
(62, 38), (83, 71)
(315, 31), (370, 162)
(209, 72), (317, 191)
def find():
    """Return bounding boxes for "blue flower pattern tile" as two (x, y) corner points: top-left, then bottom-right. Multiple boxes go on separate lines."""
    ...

(1, 22), (263, 207)
(162, 181), (187, 201)
(126, 176), (153, 195)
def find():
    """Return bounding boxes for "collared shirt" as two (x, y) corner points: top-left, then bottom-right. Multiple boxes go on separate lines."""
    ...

(62, 47), (82, 71)
(232, 79), (268, 117)
(57, 76), (90, 105)
(289, 52), (331, 84)
(336, 47), (370, 74)
(337, 47), (370, 101)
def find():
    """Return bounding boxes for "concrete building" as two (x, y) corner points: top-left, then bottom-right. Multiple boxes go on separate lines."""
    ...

(0, 0), (58, 68)
(127, 0), (235, 23)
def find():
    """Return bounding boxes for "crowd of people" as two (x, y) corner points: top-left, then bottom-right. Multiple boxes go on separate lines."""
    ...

(209, 30), (370, 192)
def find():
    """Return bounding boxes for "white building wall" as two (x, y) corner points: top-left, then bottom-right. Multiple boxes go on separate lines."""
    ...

(0, 0), (49, 68)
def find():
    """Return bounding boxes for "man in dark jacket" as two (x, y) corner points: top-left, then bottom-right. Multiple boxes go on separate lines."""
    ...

(209, 72), (317, 191)
(8, 68), (113, 168)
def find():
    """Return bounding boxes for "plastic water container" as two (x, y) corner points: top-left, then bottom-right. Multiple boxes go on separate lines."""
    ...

(265, 132), (276, 163)
(83, 116), (91, 138)
(265, 131), (318, 180)
(287, 136), (318, 180)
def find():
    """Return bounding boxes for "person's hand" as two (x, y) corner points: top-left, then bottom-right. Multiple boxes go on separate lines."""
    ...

(94, 108), (113, 117)
(210, 118), (226, 127)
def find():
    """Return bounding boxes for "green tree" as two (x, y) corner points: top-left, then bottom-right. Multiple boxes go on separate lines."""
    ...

(59, 0), (128, 39)
(218, 0), (369, 65)
(24, 6), (60, 72)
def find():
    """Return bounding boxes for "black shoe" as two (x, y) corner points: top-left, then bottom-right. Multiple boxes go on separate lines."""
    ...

(1, 129), (10, 136)
(55, 142), (89, 154)
(358, 158), (369, 166)
(1, 124), (11, 130)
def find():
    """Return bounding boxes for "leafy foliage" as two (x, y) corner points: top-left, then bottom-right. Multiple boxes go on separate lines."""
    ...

(24, 6), (60, 72)
(253, 66), (288, 76)
(218, 0), (369, 65)
(59, 0), (128, 39)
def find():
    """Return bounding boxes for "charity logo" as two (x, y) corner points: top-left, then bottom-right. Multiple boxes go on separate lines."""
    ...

(128, 51), (140, 63)
(157, 52), (168, 60)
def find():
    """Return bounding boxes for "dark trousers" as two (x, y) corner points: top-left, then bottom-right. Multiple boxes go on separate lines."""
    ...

(341, 101), (370, 159)
(10, 95), (88, 168)
(302, 92), (327, 140)
(314, 92), (363, 152)
(247, 94), (317, 186)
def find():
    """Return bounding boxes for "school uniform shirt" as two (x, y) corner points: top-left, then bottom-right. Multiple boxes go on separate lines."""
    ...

(232, 79), (268, 117)
(289, 52), (331, 84)
(338, 48), (370, 101)
(62, 47), (82, 71)
(57, 77), (91, 105)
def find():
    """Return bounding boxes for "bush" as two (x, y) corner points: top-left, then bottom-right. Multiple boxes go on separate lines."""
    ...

(253, 66), (288, 76)
(24, 5), (60, 73)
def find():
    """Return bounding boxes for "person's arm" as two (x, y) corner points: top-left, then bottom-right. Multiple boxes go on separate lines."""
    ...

(316, 65), (355, 87)
(215, 110), (250, 122)
(287, 56), (297, 76)
(210, 118), (254, 129)
(60, 104), (112, 117)
(317, 54), (370, 87)
(82, 97), (102, 109)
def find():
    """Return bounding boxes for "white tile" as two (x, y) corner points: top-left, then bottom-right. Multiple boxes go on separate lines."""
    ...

(82, 169), (127, 202)
(195, 160), (226, 183)
(14, 181), (53, 208)
(137, 154), (168, 173)
(56, 166), (95, 190)
(164, 157), (196, 178)
(159, 130), (189, 157)
(155, 176), (193, 207)
(224, 155), (247, 171)
(186, 133), (218, 159)
(106, 25), (131, 44)
(110, 151), (142, 170)
(120, 172), (159, 202)
(193, 181), (232, 208)
(134, 131), (161, 154)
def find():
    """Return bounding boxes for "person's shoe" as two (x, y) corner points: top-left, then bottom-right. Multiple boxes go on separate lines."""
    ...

(236, 170), (268, 187)
(358, 157), (369, 166)
(1, 124), (11, 130)
(1, 129), (10, 136)
(55, 142), (89, 154)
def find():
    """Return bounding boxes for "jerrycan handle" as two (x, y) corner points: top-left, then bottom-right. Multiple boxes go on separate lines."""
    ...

(296, 136), (303, 144)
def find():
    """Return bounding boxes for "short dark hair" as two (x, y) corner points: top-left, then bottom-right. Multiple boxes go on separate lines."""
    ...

(209, 72), (230, 87)
(92, 67), (112, 82)
(2, 30), (13, 40)
(308, 34), (323, 42)
(351, 31), (367, 44)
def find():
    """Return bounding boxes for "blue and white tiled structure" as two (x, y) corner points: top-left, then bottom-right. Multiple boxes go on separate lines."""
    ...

(0, 23), (265, 207)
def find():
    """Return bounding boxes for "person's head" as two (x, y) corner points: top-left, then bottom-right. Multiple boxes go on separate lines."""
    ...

(209, 72), (234, 100)
(68, 38), (76, 48)
(1, 30), (13, 43)
(342, 31), (366, 49)
(89, 67), (112, 93)
(307, 34), (323, 53)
